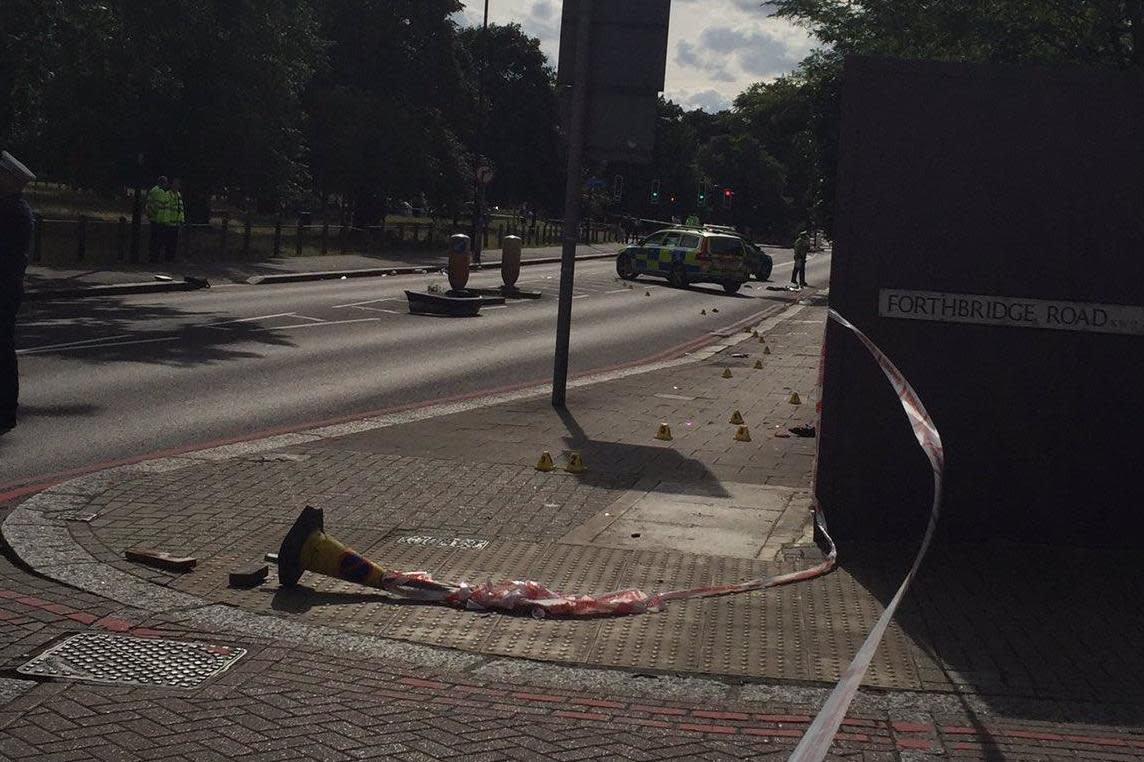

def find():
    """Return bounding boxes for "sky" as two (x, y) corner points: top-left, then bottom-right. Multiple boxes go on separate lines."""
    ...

(453, 1), (819, 113)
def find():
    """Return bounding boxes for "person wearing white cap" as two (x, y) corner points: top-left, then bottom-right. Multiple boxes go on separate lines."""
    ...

(0, 150), (35, 433)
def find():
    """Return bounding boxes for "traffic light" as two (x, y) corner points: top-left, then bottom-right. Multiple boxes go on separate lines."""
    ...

(650, 178), (661, 204)
(723, 188), (733, 209)
(697, 180), (707, 206)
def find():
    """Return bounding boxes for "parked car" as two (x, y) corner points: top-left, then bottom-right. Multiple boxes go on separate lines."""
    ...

(744, 240), (773, 281)
(615, 227), (750, 294)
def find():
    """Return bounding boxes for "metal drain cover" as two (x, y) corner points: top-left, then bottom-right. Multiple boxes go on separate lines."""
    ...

(17, 633), (246, 688)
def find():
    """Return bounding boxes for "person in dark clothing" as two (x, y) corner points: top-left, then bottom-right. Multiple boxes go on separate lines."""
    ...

(0, 151), (36, 433)
(791, 230), (810, 288)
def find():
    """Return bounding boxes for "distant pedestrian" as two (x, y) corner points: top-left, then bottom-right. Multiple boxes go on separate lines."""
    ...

(792, 230), (810, 288)
(685, 213), (700, 227)
(163, 178), (185, 262)
(145, 175), (175, 263)
(0, 151), (36, 434)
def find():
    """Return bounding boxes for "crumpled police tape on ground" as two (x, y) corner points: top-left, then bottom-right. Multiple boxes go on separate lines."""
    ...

(277, 503), (838, 618)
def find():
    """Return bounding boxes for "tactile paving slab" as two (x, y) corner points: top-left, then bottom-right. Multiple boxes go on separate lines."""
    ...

(18, 633), (245, 688)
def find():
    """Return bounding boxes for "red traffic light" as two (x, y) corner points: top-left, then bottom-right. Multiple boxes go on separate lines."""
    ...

(724, 188), (733, 197)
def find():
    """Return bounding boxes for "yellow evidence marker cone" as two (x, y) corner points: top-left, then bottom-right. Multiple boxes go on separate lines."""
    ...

(763, 345), (772, 355)
(729, 410), (745, 425)
(645, 290), (651, 297)
(789, 392), (802, 405)
(655, 423), (673, 441)
(565, 452), (587, 474)
(752, 330), (759, 337)
(758, 335), (767, 344)
(721, 368), (733, 379)
(754, 359), (763, 370)
(734, 426), (752, 442)
(536, 451), (555, 472)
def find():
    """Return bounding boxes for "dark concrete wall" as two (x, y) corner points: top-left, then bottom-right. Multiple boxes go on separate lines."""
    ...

(819, 56), (1144, 546)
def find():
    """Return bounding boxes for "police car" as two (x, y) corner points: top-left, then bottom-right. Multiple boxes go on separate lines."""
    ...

(615, 226), (768, 294)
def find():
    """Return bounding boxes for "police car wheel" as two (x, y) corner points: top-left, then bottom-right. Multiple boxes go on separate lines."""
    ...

(668, 264), (688, 289)
(723, 281), (743, 295)
(616, 253), (637, 280)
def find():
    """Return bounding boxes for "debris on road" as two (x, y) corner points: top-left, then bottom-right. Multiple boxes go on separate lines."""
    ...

(229, 565), (269, 588)
(124, 548), (196, 573)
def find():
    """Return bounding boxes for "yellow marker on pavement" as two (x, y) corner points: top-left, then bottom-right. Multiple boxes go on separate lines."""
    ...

(565, 452), (587, 474)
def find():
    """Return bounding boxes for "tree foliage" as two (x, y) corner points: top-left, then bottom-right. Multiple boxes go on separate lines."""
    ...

(306, 0), (470, 225)
(458, 23), (562, 214)
(767, 0), (1144, 236)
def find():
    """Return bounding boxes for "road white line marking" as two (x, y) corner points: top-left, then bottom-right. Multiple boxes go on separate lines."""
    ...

(17, 334), (132, 353)
(291, 315), (326, 323)
(208, 312), (296, 327)
(603, 288), (630, 294)
(349, 305), (403, 315)
(333, 297), (401, 308)
(273, 318), (381, 330)
(483, 305), (508, 310)
(18, 336), (180, 355)
(572, 294), (590, 300)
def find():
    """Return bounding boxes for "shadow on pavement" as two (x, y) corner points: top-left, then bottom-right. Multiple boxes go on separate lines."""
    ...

(556, 406), (730, 497)
(17, 296), (295, 367)
(270, 585), (433, 613)
(842, 542), (1144, 725)
(18, 403), (100, 418)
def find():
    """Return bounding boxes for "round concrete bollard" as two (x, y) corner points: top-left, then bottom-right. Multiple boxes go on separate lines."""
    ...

(448, 234), (471, 291)
(501, 235), (522, 289)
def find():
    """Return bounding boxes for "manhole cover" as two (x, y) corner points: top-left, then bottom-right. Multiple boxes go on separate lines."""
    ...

(17, 633), (246, 688)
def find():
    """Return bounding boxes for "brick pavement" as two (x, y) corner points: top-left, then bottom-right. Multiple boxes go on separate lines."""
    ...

(0, 540), (1141, 761)
(2, 292), (1144, 759)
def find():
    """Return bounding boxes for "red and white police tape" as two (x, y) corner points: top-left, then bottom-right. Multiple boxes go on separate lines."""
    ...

(788, 308), (944, 761)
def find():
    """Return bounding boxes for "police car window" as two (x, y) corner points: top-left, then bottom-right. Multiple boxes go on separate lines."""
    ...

(662, 232), (683, 248)
(641, 232), (667, 246)
(708, 237), (743, 255)
(680, 234), (701, 249)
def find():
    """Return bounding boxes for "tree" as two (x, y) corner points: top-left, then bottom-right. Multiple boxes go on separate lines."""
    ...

(457, 23), (562, 214)
(696, 134), (787, 237)
(305, 0), (470, 226)
(733, 75), (818, 235)
(766, 0), (1144, 237)
(3, 0), (322, 221)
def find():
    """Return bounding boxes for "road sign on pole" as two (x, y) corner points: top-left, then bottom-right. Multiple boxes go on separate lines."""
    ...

(552, 0), (671, 409)
(556, 0), (671, 165)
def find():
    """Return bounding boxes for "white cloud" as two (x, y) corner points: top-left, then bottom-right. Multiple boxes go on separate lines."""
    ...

(454, 0), (818, 107)
(681, 89), (733, 113)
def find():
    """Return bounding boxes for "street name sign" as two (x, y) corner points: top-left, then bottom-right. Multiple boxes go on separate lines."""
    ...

(880, 289), (1144, 336)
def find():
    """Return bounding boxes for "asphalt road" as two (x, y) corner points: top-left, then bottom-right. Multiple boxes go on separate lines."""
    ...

(1, 249), (831, 492)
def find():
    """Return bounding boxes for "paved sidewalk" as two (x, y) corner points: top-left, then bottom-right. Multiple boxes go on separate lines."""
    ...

(24, 243), (622, 292)
(2, 290), (1143, 759)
